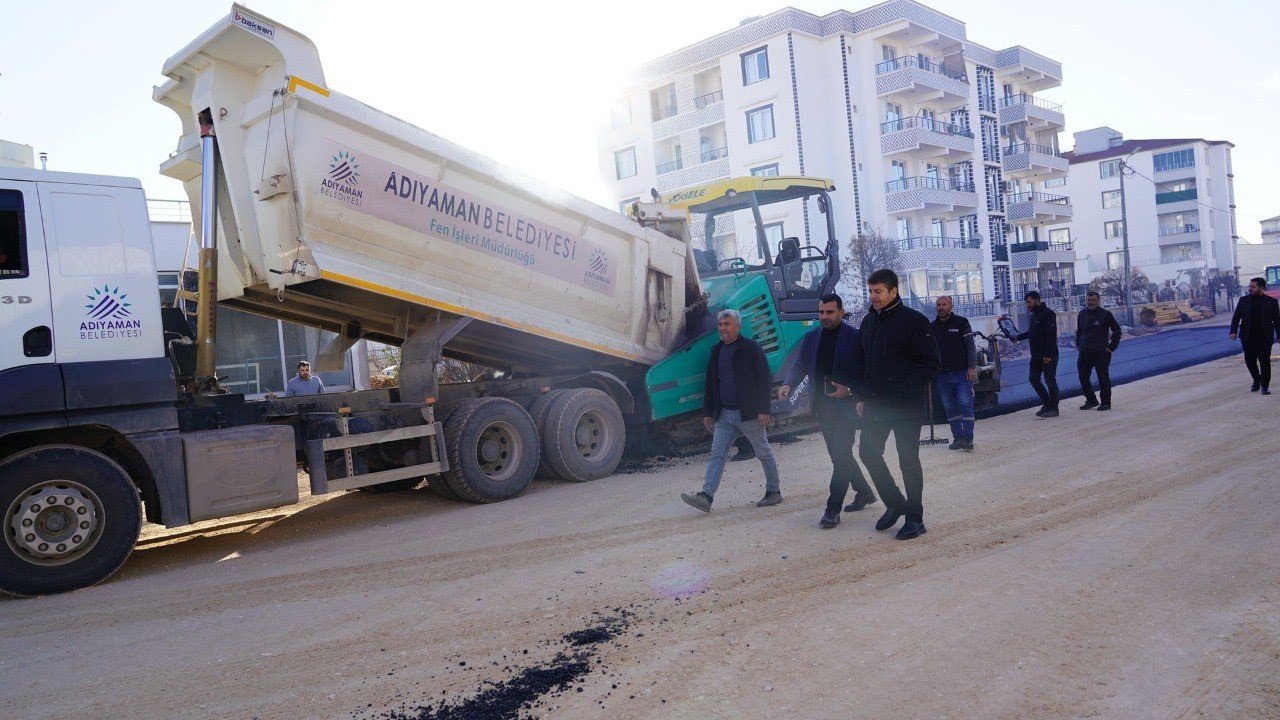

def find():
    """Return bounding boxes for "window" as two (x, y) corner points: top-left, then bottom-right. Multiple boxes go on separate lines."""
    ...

(741, 47), (769, 85)
(610, 97), (632, 128)
(1164, 179), (1195, 193)
(750, 164), (780, 178)
(1107, 251), (1125, 270)
(896, 218), (911, 239)
(925, 163), (940, 181)
(1044, 176), (1066, 188)
(1048, 228), (1069, 244)
(762, 222), (784, 254)
(881, 45), (897, 62)
(157, 272), (179, 305)
(1153, 148), (1194, 173)
(614, 147), (637, 179)
(618, 197), (639, 215)
(885, 103), (902, 123)
(931, 219), (944, 238)
(746, 105), (775, 143)
(0, 190), (28, 279)
(1104, 220), (1125, 239)
(1101, 190), (1122, 209)
(1100, 159), (1121, 179)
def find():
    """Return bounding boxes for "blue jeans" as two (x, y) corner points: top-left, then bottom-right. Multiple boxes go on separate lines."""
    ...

(935, 369), (975, 441)
(702, 409), (780, 497)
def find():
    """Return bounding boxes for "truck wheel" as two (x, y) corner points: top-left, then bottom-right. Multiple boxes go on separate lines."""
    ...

(529, 390), (567, 478)
(441, 397), (539, 503)
(540, 389), (625, 482)
(0, 445), (141, 597)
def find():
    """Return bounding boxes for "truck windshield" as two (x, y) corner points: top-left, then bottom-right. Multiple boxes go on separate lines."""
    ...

(0, 190), (28, 280)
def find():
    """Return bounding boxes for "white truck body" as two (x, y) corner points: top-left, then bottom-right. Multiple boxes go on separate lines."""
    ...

(153, 5), (688, 373)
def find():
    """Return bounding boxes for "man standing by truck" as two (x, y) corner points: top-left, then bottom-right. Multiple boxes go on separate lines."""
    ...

(931, 295), (978, 451)
(854, 269), (940, 540)
(285, 361), (326, 396)
(1014, 291), (1060, 417)
(681, 309), (781, 512)
(1075, 291), (1122, 410)
(1229, 277), (1280, 395)
(776, 293), (875, 529)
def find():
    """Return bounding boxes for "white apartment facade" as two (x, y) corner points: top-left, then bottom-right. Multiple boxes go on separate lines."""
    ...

(1059, 127), (1238, 288)
(596, 0), (1071, 316)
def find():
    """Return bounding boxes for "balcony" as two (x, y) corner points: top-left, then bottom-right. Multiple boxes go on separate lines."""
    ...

(1010, 239), (1075, 270)
(904, 293), (998, 317)
(991, 243), (1009, 262)
(897, 236), (981, 251)
(997, 93), (1064, 130)
(656, 158), (683, 175)
(1002, 142), (1068, 178)
(1156, 188), (1198, 204)
(884, 176), (979, 215)
(875, 56), (969, 103)
(700, 146), (728, 162)
(1157, 225), (1201, 245)
(1005, 191), (1072, 225)
(995, 46), (1063, 91)
(880, 116), (974, 159)
(694, 90), (723, 110)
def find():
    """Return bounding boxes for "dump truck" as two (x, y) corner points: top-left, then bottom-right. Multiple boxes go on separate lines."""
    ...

(0, 5), (845, 596)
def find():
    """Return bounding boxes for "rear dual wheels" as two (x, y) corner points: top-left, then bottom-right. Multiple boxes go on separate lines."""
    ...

(0, 446), (141, 597)
(441, 397), (540, 503)
(532, 389), (625, 482)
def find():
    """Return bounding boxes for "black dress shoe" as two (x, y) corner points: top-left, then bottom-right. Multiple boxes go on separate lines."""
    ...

(1034, 407), (1048, 417)
(1079, 400), (1099, 410)
(1097, 402), (1111, 411)
(819, 510), (841, 528)
(896, 520), (927, 540)
(843, 492), (877, 512)
(1252, 381), (1261, 392)
(1264, 388), (1273, 396)
(1040, 408), (1060, 418)
(875, 507), (903, 532)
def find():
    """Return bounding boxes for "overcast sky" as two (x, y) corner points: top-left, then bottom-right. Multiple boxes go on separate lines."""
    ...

(1, 0), (1275, 241)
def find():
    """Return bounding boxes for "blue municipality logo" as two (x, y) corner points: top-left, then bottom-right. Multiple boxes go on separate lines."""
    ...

(84, 285), (132, 320)
(328, 150), (359, 186)
(588, 249), (608, 274)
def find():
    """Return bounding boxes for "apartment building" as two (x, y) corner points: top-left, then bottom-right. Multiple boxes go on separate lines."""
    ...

(596, 0), (1071, 317)
(1059, 127), (1237, 288)
(1238, 214), (1280, 279)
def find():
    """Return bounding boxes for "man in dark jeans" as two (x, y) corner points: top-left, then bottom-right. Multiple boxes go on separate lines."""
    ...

(681, 309), (781, 512)
(854, 269), (940, 540)
(1230, 277), (1280, 395)
(1014, 291), (1060, 417)
(1075, 291), (1122, 410)
(777, 293), (875, 529)
(931, 295), (977, 451)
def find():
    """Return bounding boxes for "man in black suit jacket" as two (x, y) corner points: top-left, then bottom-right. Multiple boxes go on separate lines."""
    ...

(777, 293), (876, 529)
(1230, 277), (1280, 395)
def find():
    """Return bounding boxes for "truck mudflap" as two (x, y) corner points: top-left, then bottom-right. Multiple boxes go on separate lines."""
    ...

(304, 420), (446, 494)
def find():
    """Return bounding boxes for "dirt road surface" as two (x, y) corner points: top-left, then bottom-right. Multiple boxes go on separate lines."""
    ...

(2, 357), (1278, 719)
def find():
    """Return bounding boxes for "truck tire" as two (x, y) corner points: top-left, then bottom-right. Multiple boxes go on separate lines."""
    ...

(441, 397), (539, 503)
(529, 390), (567, 478)
(539, 388), (626, 482)
(0, 445), (142, 597)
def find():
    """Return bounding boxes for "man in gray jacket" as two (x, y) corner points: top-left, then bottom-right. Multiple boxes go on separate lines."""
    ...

(285, 360), (326, 396)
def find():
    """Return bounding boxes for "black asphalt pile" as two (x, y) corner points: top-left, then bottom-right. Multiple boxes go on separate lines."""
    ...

(370, 608), (642, 720)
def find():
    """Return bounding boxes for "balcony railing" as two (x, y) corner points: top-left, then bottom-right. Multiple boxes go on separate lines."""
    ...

(146, 198), (192, 223)
(1160, 254), (1204, 264)
(1156, 188), (1197, 204)
(694, 90), (723, 110)
(998, 93), (1063, 113)
(1004, 142), (1062, 157)
(879, 116), (973, 137)
(905, 293), (995, 316)
(1005, 191), (1070, 206)
(1011, 240), (1074, 253)
(885, 176), (974, 192)
(700, 146), (728, 162)
(655, 158), (683, 175)
(897, 236), (981, 251)
(874, 55), (968, 82)
(653, 105), (678, 121)
(1158, 225), (1200, 236)
(1153, 158), (1195, 173)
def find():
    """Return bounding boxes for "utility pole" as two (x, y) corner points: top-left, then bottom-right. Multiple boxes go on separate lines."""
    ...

(1118, 157), (1135, 327)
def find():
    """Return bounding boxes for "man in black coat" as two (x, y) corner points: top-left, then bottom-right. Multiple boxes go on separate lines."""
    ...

(1229, 277), (1280, 395)
(1075, 291), (1122, 410)
(777, 293), (875, 529)
(853, 269), (940, 540)
(1014, 290), (1060, 417)
(681, 309), (781, 512)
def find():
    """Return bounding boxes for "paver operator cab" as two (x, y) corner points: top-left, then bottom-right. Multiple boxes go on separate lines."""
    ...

(0, 5), (841, 596)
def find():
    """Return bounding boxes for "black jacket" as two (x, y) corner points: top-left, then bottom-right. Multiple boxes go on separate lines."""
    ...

(1230, 294), (1280, 342)
(1075, 306), (1122, 353)
(931, 313), (976, 372)
(703, 336), (773, 421)
(1016, 305), (1059, 357)
(853, 298), (941, 421)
